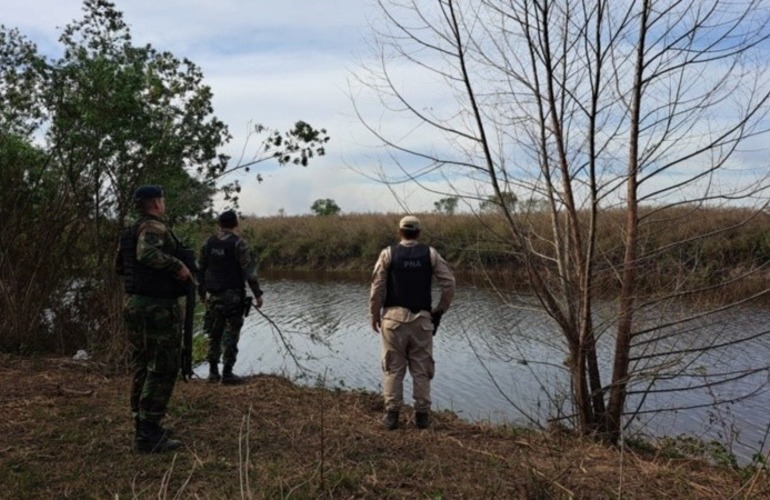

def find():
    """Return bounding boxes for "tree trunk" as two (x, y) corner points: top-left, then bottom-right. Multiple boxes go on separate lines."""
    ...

(606, 0), (649, 443)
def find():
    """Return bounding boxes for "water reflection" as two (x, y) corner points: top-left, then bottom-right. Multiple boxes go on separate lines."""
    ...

(196, 270), (770, 463)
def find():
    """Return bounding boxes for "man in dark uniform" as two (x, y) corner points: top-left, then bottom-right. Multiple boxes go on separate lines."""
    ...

(369, 215), (455, 430)
(116, 185), (194, 453)
(198, 210), (264, 385)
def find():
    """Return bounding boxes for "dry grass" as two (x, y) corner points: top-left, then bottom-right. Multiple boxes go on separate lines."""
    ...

(1, 354), (768, 499)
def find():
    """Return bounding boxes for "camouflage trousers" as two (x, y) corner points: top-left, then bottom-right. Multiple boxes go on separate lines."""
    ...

(380, 315), (435, 413)
(203, 289), (246, 368)
(124, 295), (181, 424)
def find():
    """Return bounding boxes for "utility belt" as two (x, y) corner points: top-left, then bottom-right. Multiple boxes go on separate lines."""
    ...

(383, 307), (443, 335)
(385, 304), (429, 313)
(382, 306), (430, 322)
(207, 289), (250, 317)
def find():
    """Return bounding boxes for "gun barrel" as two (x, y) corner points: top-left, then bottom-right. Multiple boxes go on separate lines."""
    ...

(181, 282), (195, 381)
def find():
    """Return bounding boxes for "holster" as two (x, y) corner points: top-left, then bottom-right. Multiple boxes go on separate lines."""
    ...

(431, 311), (443, 336)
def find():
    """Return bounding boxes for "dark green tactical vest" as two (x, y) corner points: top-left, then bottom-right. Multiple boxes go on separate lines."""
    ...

(202, 234), (244, 293)
(119, 216), (187, 299)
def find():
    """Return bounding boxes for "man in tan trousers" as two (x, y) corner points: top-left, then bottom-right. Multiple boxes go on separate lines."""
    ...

(369, 215), (455, 430)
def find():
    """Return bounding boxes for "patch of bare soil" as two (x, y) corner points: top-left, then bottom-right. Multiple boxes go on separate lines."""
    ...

(0, 353), (767, 498)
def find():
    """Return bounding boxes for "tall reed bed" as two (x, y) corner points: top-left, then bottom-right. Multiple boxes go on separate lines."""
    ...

(238, 212), (516, 271)
(234, 207), (770, 302)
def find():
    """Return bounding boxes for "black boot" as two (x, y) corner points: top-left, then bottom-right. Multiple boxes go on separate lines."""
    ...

(134, 416), (174, 438)
(382, 411), (399, 430)
(415, 411), (431, 429)
(207, 362), (221, 383)
(134, 420), (182, 454)
(220, 365), (243, 385)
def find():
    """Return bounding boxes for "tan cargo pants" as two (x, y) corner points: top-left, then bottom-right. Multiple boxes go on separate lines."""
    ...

(380, 315), (435, 412)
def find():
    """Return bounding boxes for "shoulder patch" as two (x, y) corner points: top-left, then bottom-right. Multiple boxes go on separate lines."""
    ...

(137, 220), (168, 247)
(142, 232), (161, 246)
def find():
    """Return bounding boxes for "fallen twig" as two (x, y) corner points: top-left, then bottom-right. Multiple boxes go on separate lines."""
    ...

(56, 385), (93, 397)
(254, 308), (309, 374)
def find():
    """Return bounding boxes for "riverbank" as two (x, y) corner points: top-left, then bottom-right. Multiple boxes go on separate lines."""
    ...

(1, 354), (767, 498)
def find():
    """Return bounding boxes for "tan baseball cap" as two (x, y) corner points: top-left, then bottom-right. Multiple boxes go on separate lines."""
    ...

(398, 215), (422, 231)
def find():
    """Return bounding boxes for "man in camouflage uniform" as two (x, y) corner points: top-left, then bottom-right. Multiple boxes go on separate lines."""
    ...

(116, 185), (194, 453)
(369, 215), (455, 430)
(198, 209), (264, 385)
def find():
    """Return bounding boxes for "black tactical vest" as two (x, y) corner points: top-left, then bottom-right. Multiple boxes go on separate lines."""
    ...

(203, 234), (244, 293)
(119, 217), (187, 299)
(384, 243), (433, 313)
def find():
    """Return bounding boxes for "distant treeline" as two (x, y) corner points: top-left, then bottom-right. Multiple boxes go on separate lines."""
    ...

(224, 208), (770, 300)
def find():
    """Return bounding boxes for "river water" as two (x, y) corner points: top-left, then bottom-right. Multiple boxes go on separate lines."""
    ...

(195, 270), (770, 463)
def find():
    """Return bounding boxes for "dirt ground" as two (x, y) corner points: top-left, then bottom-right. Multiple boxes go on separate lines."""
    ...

(0, 353), (768, 499)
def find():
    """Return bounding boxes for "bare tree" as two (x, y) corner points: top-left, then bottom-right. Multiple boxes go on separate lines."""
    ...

(353, 0), (770, 443)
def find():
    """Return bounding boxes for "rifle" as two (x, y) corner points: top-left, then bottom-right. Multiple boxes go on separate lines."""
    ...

(177, 246), (198, 382)
(181, 281), (196, 381)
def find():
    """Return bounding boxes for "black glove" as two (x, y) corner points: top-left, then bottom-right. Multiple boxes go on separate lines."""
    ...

(431, 311), (444, 336)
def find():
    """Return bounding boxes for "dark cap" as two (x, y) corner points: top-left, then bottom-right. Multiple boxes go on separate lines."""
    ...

(132, 185), (164, 202)
(218, 209), (238, 228)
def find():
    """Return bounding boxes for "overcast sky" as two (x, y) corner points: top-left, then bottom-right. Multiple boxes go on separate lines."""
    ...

(5, 2), (769, 217)
(1, 0), (429, 216)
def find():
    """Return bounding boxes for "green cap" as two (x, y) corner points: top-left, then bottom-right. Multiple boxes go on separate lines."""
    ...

(132, 185), (164, 202)
(218, 209), (238, 228)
